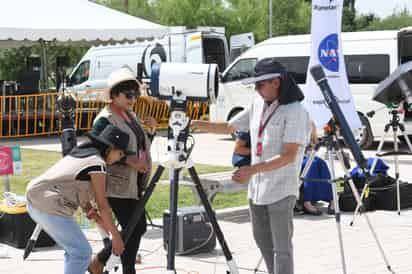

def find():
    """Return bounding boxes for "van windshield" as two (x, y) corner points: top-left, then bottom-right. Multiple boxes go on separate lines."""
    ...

(399, 30), (412, 64)
(222, 58), (257, 83)
(70, 60), (90, 86)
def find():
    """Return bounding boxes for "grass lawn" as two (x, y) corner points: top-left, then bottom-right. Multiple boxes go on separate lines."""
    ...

(7, 149), (247, 218)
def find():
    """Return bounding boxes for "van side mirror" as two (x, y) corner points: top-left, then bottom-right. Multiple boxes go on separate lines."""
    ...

(219, 72), (224, 82)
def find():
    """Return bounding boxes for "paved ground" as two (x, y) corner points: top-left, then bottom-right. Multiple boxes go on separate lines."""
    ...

(1, 133), (412, 273)
(2, 207), (412, 274)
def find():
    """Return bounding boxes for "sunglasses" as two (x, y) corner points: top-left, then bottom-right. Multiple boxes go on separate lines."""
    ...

(121, 90), (138, 99)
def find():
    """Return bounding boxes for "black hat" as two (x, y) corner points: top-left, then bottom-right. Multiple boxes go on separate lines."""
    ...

(242, 58), (285, 85)
(86, 125), (129, 152)
(242, 58), (304, 105)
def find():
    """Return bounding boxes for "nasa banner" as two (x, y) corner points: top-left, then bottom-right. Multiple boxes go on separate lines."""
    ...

(303, 0), (361, 129)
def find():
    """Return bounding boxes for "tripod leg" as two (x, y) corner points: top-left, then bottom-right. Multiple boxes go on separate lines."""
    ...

(400, 130), (412, 153)
(327, 148), (348, 274)
(98, 165), (165, 269)
(336, 151), (395, 274)
(166, 168), (180, 274)
(187, 167), (239, 274)
(254, 256), (264, 274)
(350, 183), (367, 226)
(352, 127), (389, 226)
(23, 224), (42, 260)
(300, 148), (318, 179)
(393, 130), (401, 215)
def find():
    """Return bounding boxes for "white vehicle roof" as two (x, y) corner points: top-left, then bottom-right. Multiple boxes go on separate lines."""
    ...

(239, 30), (401, 60)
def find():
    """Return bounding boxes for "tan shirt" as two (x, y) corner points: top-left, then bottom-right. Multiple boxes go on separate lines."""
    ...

(94, 105), (152, 199)
(26, 154), (106, 217)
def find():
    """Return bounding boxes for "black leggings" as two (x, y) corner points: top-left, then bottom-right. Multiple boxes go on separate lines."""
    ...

(97, 198), (147, 274)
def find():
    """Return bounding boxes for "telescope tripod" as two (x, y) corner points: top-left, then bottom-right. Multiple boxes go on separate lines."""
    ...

(98, 93), (239, 274)
(301, 124), (394, 274)
(352, 109), (412, 224)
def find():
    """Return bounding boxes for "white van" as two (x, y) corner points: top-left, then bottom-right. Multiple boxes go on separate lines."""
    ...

(210, 27), (412, 148)
(66, 26), (254, 98)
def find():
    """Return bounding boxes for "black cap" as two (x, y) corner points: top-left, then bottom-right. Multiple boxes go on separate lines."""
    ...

(242, 58), (286, 85)
(87, 125), (129, 152)
(242, 57), (305, 105)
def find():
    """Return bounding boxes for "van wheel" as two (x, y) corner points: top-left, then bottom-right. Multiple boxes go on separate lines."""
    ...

(227, 108), (243, 140)
(355, 113), (374, 149)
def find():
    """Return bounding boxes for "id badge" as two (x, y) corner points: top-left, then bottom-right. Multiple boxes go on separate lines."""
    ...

(256, 142), (263, 156)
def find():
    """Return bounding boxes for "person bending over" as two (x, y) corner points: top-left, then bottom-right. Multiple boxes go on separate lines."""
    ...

(26, 125), (129, 274)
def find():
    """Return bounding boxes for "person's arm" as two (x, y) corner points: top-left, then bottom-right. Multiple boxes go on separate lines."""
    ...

(192, 104), (251, 134)
(124, 155), (149, 173)
(191, 120), (236, 134)
(232, 143), (299, 182)
(310, 121), (318, 145)
(90, 173), (124, 256)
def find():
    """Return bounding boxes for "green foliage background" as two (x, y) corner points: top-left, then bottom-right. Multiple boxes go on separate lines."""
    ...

(1, 1), (411, 81)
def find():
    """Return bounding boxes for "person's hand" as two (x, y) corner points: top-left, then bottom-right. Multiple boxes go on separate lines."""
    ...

(232, 166), (255, 184)
(111, 233), (125, 256)
(143, 116), (157, 133)
(126, 155), (149, 173)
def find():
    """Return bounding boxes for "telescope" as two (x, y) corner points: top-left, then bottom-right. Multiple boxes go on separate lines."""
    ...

(150, 62), (219, 103)
(373, 61), (412, 108)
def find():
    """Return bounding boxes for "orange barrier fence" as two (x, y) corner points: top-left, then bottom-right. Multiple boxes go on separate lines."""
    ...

(0, 93), (208, 138)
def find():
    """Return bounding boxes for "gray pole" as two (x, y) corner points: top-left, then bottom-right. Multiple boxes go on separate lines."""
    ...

(269, 0), (273, 38)
(39, 40), (48, 92)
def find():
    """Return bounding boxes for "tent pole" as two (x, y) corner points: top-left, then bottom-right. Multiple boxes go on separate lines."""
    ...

(39, 40), (48, 92)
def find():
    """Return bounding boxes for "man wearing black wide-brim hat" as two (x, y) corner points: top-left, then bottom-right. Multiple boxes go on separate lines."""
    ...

(192, 58), (311, 274)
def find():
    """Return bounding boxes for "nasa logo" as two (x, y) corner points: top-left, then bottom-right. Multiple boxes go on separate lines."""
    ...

(318, 33), (339, 72)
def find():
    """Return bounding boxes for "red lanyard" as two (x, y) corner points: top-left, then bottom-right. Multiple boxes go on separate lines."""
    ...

(256, 103), (279, 156)
(258, 103), (279, 138)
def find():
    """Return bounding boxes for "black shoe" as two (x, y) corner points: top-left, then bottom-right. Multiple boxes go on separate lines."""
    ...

(294, 205), (305, 216)
(327, 204), (335, 215)
(303, 206), (323, 216)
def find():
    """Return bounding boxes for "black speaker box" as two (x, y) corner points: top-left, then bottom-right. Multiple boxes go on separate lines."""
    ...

(27, 56), (41, 71)
(163, 206), (216, 255)
(0, 209), (55, 249)
(17, 71), (40, 94)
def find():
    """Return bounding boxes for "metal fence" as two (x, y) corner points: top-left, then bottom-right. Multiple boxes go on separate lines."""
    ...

(0, 93), (208, 138)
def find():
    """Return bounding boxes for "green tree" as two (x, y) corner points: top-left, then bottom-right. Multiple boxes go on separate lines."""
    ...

(361, 9), (412, 31)
(96, 0), (156, 21)
(225, 0), (267, 41)
(228, 0), (310, 41)
(152, 0), (227, 28)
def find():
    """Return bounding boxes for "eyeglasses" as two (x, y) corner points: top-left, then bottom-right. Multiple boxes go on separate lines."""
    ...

(121, 90), (138, 99)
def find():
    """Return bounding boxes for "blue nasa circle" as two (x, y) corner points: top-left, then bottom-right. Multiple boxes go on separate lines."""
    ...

(318, 33), (339, 72)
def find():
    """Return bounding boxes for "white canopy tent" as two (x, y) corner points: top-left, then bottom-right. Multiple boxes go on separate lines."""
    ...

(0, 0), (168, 46)
(0, 0), (169, 90)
